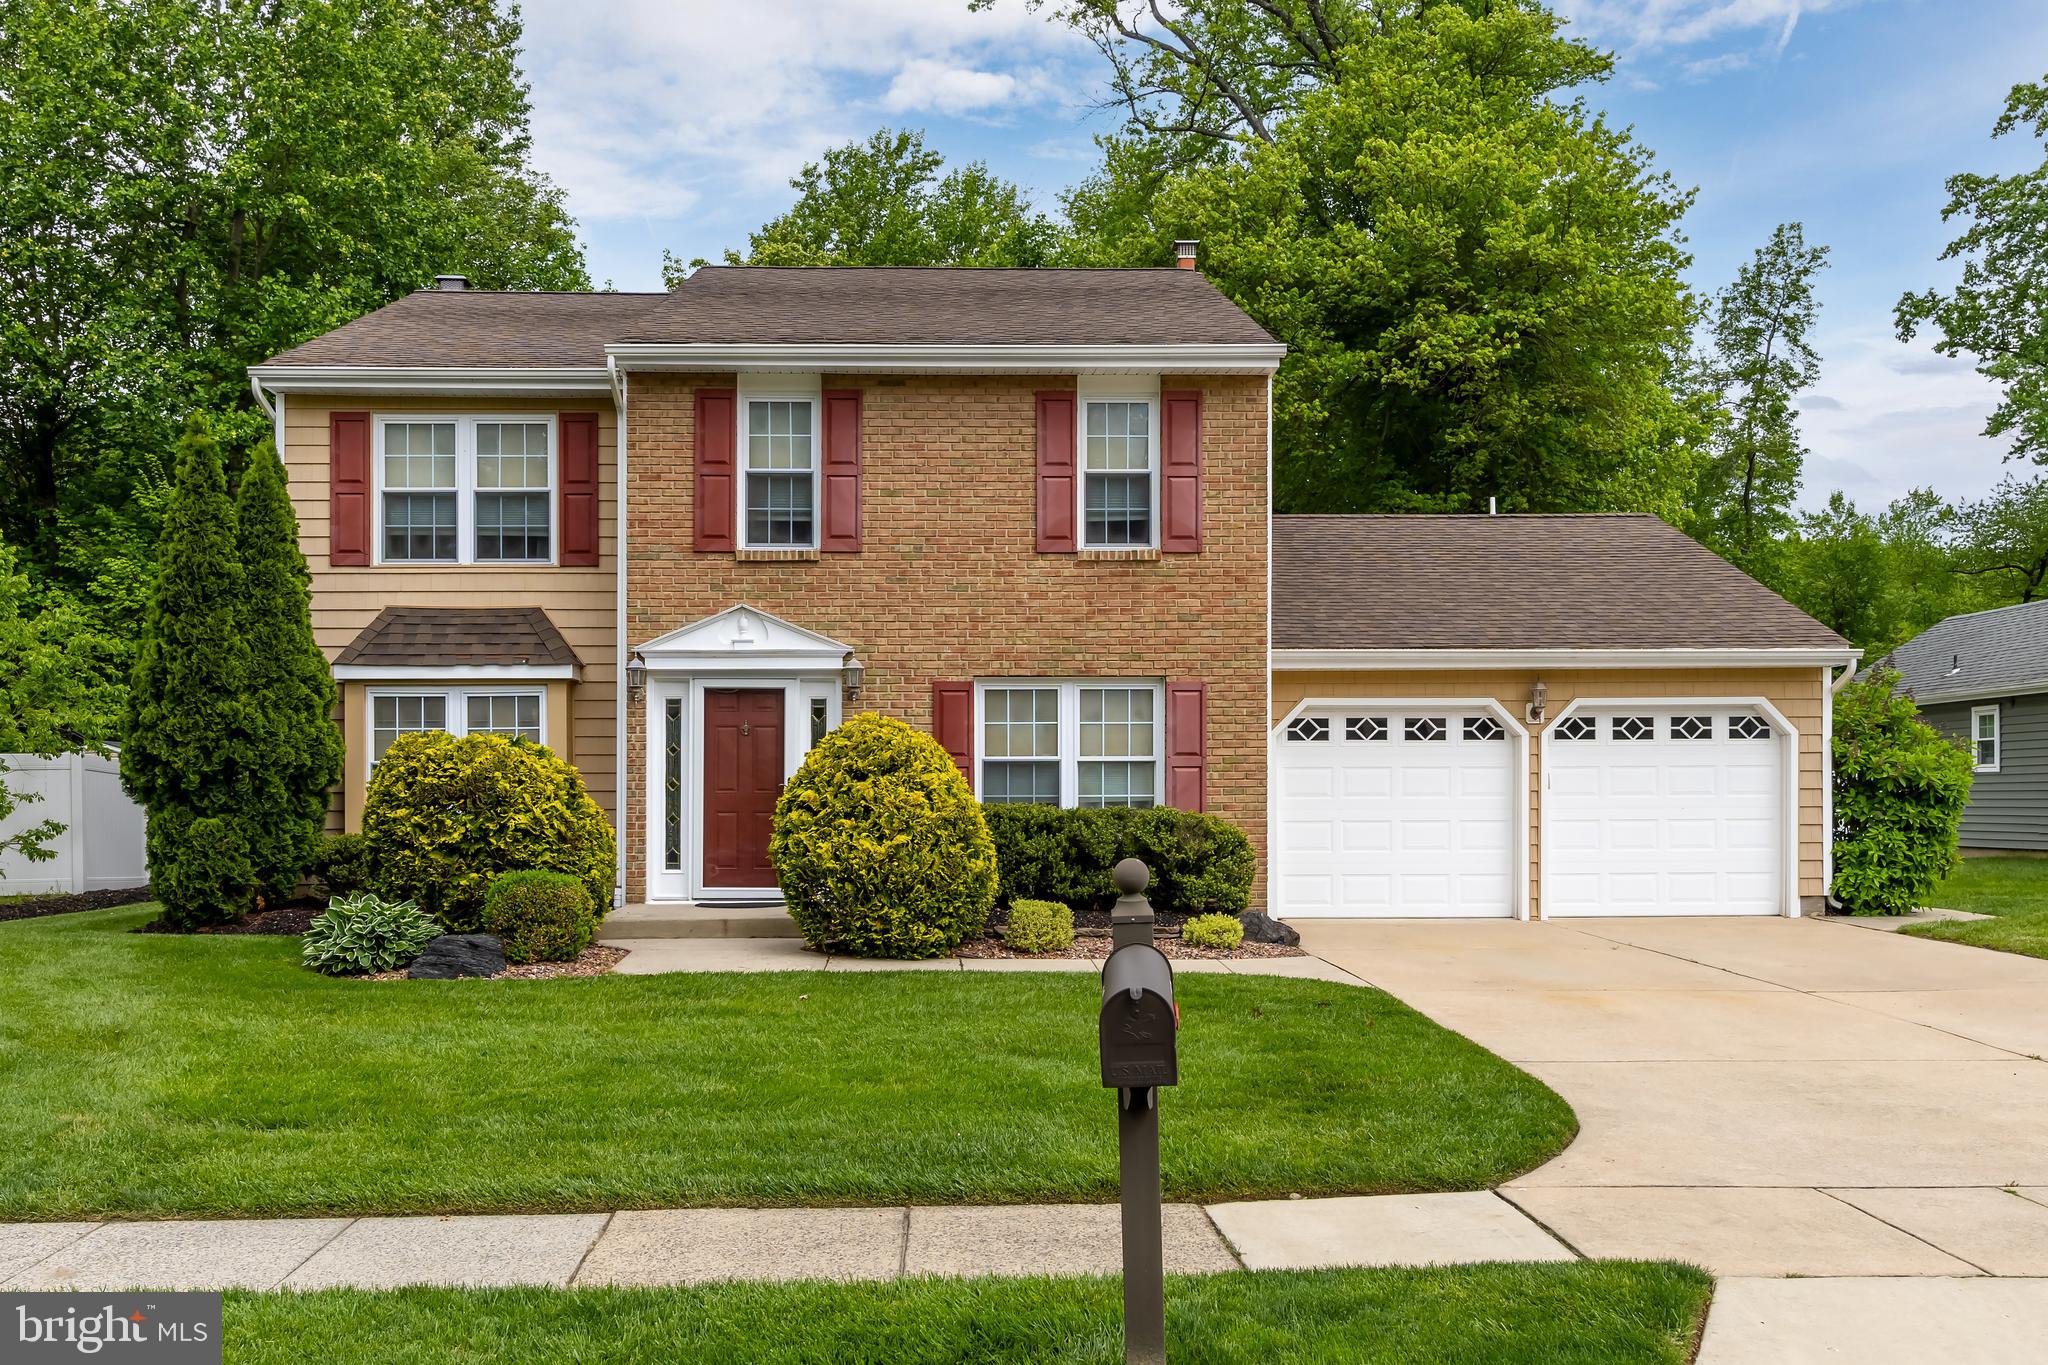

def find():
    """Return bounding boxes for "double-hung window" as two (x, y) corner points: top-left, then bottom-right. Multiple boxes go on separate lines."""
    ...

(978, 681), (1161, 808)
(377, 416), (554, 564)
(743, 397), (817, 548)
(1972, 705), (2000, 772)
(367, 688), (545, 767)
(1082, 399), (1155, 548)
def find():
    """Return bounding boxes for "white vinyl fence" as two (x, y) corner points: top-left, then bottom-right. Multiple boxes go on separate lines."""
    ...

(0, 751), (148, 896)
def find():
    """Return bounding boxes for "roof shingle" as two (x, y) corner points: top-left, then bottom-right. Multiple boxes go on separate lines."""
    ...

(334, 607), (579, 671)
(1273, 514), (1852, 653)
(262, 292), (669, 369)
(1877, 599), (2048, 701)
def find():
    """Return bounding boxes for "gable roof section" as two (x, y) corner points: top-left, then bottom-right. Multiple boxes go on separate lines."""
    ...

(1274, 514), (1854, 656)
(1878, 598), (2048, 702)
(333, 606), (580, 675)
(615, 267), (1277, 346)
(261, 291), (669, 370)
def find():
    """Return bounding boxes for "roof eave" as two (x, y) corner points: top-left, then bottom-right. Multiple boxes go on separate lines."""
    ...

(1272, 646), (1864, 670)
(1899, 679), (2048, 706)
(604, 342), (1286, 374)
(331, 662), (579, 681)
(249, 365), (612, 395)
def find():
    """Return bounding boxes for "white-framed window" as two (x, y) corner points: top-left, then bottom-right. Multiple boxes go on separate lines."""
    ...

(366, 687), (545, 768)
(1080, 397), (1158, 549)
(976, 680), (1162, 808)
(375, 416), (554, 565)
(741, 395), (818, 549)
(1972, 704), (2000, 772)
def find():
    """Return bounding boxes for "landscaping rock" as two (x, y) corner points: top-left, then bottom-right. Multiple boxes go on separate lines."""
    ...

(407, 934), (507, 979)
(1238, 911), (1301, 947)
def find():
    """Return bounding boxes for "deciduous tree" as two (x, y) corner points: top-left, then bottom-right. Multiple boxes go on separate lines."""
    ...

(1950, 473), (2048, 603)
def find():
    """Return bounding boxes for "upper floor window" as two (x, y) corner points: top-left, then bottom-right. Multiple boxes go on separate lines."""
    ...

(743, 397), (816, 548)
(1082, 399), (1155, 549)
(1972, 705), (2000, 772)
(377, 416), (553, 565)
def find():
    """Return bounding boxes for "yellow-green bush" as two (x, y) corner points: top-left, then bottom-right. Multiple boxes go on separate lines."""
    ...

(362, 733), (615, 932)
(771, 712), (996, 958)
(484, 869), (596, 964)
(1181, 912), (1244, 951)
(1003, 899), (1075, 954)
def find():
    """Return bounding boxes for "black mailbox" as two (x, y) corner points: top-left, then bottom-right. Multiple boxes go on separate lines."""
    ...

(1100, 942), (1178, 1090)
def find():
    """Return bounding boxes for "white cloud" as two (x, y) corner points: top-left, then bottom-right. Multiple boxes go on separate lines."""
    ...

(883, 59), (1057, 116)
(1556, 1), (1864, 53)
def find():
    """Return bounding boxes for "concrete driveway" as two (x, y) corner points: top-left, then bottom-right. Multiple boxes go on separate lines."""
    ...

(1298, 915), (2048, 1363)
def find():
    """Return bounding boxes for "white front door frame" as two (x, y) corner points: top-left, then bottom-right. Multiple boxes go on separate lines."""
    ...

(637, 606), (854, 904)
(1538, 696), (1800, 919)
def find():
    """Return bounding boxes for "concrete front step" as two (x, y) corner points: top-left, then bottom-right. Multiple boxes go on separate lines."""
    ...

(600, 903), (802, 940)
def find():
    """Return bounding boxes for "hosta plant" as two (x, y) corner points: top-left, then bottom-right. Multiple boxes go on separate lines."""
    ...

(302, 892), (443, 976)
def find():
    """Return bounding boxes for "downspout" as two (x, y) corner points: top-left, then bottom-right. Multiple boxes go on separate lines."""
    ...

(609, 353), (630, 910)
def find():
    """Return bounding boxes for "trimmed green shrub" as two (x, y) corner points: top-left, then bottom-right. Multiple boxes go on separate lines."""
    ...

(1181, 912), (1245, 950)
(362, 733), (615, 932)
(1003, 899), (1075, 954)
(301, 892), (442, 976)
(310, 833), (376, 900)
(980, 805), (1256, 915)
(1832, 671), (1975, 914)
(484, 870), (596, 964)
(772, 712), (997, 958)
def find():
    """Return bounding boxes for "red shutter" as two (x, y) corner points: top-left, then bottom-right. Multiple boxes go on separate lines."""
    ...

(694, 388), (737, 552)
(932, 681), (974, 789)
(558, 411), (600, 566)
(329, 411), (371, 566)
(1034, 391), (1077, 553)
(1165, 681), (1207, 812)
(1160, 390), (1203, 553)
(819, 389), (863, 553)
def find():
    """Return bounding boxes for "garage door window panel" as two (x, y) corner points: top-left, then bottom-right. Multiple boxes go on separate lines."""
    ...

(1345, 716), (1388, 742)
(1555, 715), (1596, 741)
(1405, 717), (1447, 742)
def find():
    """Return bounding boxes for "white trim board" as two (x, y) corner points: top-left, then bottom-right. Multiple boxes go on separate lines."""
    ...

(1274, 647), (1864, 671)
(248, 365), (610, 395)
(605, 342), (1285, 374)
(333, 663), (576, 681)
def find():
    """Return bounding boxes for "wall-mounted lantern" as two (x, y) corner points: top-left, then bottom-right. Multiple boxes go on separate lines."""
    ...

(1527, 679), (1548, 726)
(842, 654), (866, 703)
(626, 650), (647, 698)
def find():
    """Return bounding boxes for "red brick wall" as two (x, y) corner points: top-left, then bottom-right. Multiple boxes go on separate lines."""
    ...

(625, 372), (1269, 904)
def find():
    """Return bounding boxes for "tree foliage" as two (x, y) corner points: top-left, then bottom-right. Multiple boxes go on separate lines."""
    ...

(1830, 672), (1974, 915)
(1688, 223), (1829, 571)
(1897, 77), (2048, 466)
(679, 128), (1060, 278)
(0, 0), (587, 653)
(1950, 472), (2048, 603)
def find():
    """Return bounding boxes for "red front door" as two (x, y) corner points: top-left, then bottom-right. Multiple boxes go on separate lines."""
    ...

(703, 688), (783, 888)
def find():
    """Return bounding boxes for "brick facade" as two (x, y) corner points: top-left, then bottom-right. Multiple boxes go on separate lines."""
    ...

(624, 371), (1269, 904)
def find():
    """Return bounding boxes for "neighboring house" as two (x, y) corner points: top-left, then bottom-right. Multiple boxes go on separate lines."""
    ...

(249, 261), (1283, 909)
(1879, 599), (2048, 853)
(1269, 516), (1862, 919)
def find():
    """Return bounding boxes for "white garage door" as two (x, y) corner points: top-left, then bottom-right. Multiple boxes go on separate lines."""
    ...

(1545, 706), (1787, 917)
(1276, 706), (1517, 918)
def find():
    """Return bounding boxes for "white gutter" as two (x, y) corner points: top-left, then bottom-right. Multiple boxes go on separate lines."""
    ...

(248, 373), (275, 417)
(331, 663), (577, 681)
(604, 341), (1286, 375)
(248, 365), (610, 394)
(1274, 647), (1865, 671)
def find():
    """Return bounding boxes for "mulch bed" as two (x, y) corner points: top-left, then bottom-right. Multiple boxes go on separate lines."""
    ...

(357, 943), (627, 982)
(0, 885), (158, 924)
(960, 918), (1304, 961)
(134, 899), (324, 935)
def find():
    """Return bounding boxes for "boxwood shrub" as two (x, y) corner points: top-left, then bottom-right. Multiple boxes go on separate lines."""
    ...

(362, 733), (615, 932)
(980, 805), (1255, 916)
(484, 869), (596, 964)
(772, 713), (996, 958)
(1181, 912), (1245, 950)
(309, 832), (375, 900)
(1003, 899), (1075, 954)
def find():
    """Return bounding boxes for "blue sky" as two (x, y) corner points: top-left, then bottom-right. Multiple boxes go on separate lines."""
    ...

(515, 0), (2048, 512)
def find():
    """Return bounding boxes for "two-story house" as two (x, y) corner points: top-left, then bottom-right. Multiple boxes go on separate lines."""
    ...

(250, 260), (1283, 911)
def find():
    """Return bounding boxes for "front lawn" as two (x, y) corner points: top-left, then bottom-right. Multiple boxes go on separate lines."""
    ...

(0, 907), (1575, 1219)
(222, 1263), (1713, 1364)
(1901, 856), (2048, 958)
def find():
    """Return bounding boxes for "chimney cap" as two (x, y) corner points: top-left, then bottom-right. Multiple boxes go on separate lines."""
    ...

(434, 274), (470, 291)
(1172, 240), (1198, 269)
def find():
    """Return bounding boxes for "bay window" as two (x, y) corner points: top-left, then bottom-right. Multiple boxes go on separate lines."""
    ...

(367, 688), (545, 768)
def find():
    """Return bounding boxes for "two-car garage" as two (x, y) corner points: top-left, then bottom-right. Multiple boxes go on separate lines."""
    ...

(1270, 515), (1862, 921)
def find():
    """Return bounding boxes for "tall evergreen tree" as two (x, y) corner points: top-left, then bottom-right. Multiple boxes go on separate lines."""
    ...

(121, 417), (254, 928)
(234, 444), (343, 901)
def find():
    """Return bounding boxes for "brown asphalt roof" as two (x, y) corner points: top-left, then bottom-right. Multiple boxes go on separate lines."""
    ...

(262, 292), (669, 369)
(1273, 515), (1852, 652)
(258, 268), (1275, 367)
(335, 607), (580, 671)
(615, 267), (1278, 346)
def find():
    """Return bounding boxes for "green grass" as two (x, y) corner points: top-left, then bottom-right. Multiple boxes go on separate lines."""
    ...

(0, 907), (1575, 1219)
(220, 1264), (1713, 1364)
(1901, 856), (2048, 958)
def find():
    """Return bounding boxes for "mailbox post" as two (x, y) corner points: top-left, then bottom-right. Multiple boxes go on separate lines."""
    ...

(1099, 857), (1176, 1365)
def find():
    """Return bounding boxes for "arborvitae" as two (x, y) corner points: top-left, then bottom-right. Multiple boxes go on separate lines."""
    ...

(121, 416), (255, 928)
(234, 443), (344, 901)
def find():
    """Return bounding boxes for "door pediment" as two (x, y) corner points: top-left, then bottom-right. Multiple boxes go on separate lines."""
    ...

(637, 605), (853, 673)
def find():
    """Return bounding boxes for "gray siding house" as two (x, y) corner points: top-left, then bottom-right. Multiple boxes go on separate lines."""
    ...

(1879, 600), (2048, 852)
